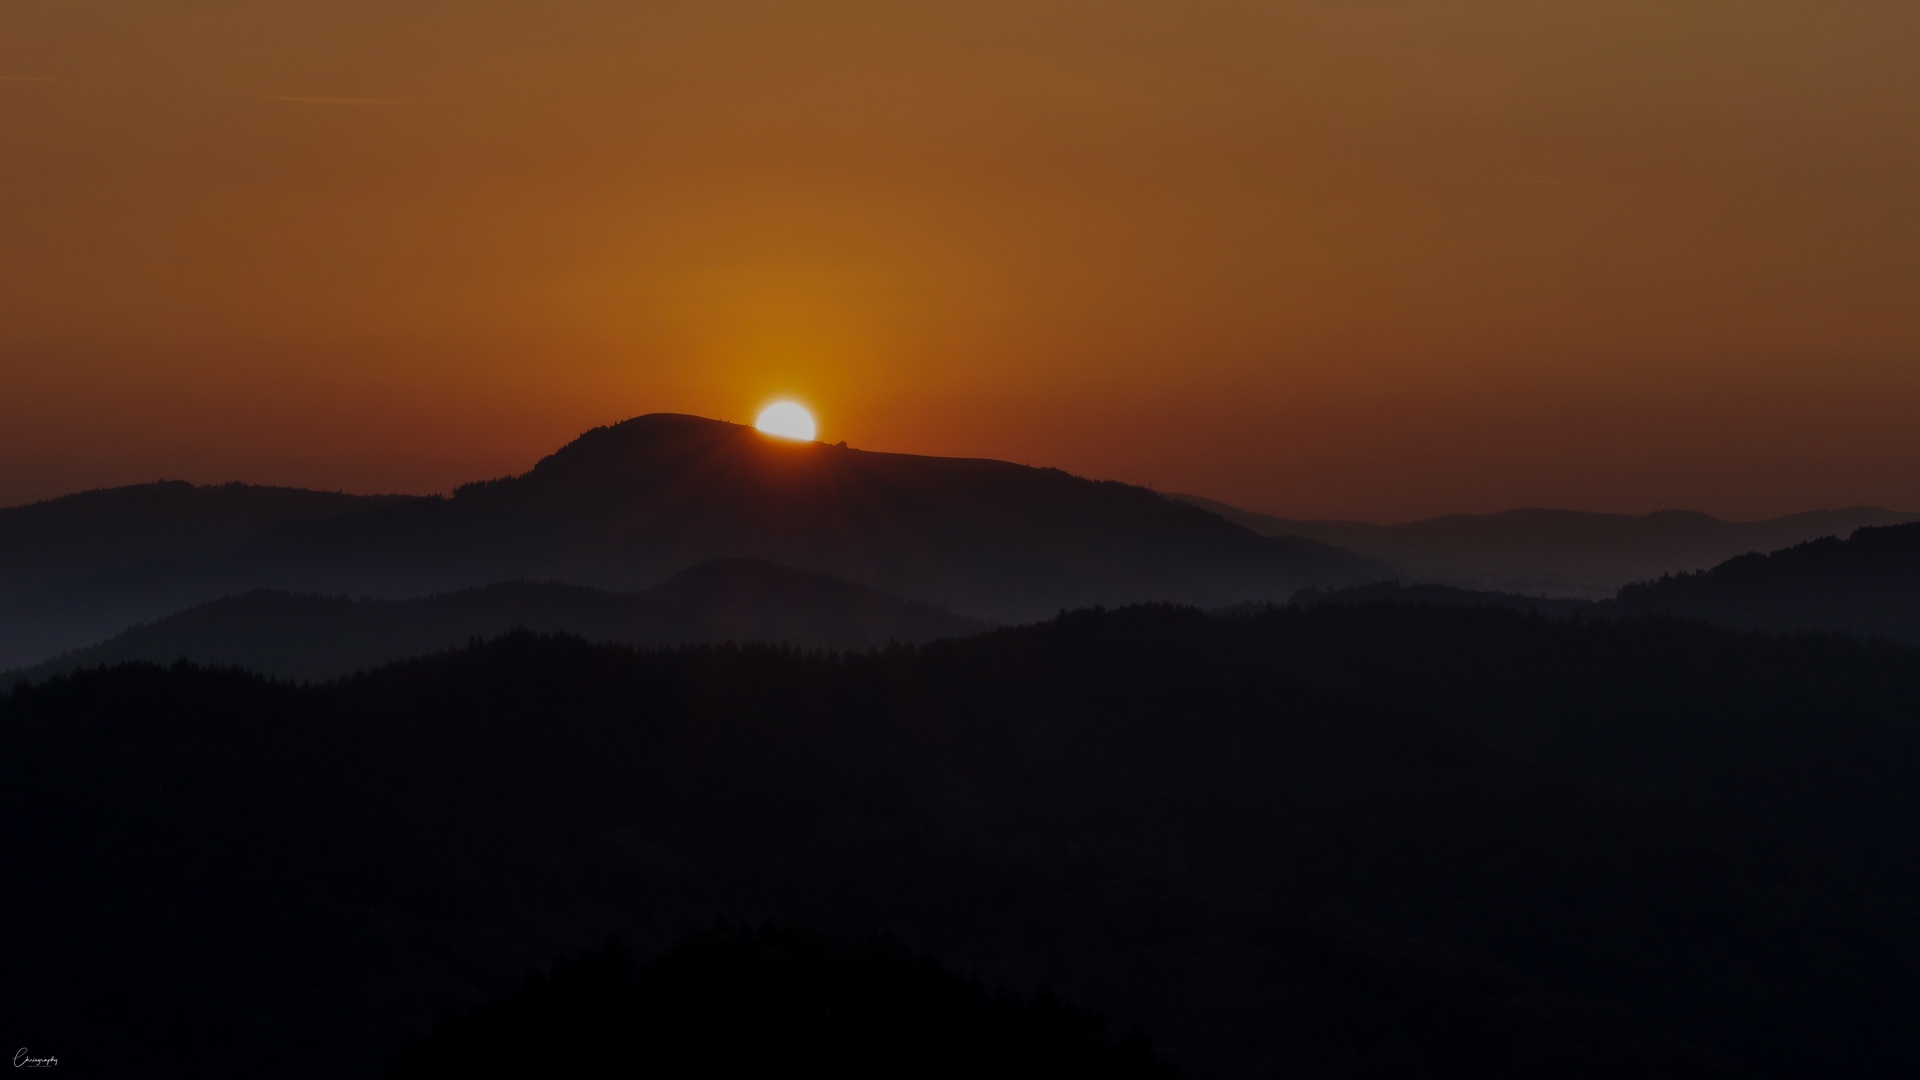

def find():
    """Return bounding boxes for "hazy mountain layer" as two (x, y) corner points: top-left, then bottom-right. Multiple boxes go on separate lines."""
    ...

(1298, 521), (1920, 647)
(7, 606), (1918, 1078)
(1290, 580), (1599, 621)
(0, 415), (1384, 667)
(5, 559), (988, 686)
(0, 481), (419, 601)
(1175, 494), (1920, 597)
(0, 482), (423, 669)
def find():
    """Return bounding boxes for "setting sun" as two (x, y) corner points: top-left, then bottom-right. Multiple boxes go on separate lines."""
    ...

(754, 402), (816, 442)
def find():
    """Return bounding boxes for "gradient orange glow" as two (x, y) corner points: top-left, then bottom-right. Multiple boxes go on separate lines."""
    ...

(2, 1), (1917, 520)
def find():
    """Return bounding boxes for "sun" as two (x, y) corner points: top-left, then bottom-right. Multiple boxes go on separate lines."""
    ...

(753, 401), (817, 441)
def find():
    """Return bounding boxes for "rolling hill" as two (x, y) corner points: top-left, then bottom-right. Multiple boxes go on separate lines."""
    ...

(5, 559), (988, 686)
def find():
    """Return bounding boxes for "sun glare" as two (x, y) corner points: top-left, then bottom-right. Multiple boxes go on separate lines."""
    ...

(754, 402), (817, 441)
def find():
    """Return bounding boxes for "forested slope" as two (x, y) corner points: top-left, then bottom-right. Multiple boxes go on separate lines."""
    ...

(5, 605), (1919, 1078)
(1617, 522), (1920, 643)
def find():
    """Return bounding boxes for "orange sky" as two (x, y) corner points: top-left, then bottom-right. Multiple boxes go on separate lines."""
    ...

(3, 1), (1917, 521)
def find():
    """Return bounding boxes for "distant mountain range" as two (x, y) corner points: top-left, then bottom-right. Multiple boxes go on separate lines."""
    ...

(1303, 521), (1920, 646)
(34, 518), (1919, 684)
(1173, 495), (1920, 597)
(7, 418), (1912, 675)
(4, 559), (989, 687)
(0, 415), (1382, 668)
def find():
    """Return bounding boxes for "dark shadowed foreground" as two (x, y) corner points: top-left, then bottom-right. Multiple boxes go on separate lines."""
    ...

(4, 605), (1919, 1077)
(390, 922), (1175, 1080)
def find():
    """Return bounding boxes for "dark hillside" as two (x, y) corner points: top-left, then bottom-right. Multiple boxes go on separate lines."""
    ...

(4, 606), (1918, 1078)
(7, 559), (987, 685)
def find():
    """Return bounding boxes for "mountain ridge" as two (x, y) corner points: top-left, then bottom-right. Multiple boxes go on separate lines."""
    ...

(0, 416), (1383, 667)
(208, 414), (1389, 614)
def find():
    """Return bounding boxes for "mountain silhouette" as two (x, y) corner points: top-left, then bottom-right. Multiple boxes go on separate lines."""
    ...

(1173, 495), (1920, 597)
(6, 559), (988, 686)
(0, 415), (1383, 667)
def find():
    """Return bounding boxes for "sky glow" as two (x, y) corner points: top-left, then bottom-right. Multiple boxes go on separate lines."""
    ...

(1, 1), (1915, 518)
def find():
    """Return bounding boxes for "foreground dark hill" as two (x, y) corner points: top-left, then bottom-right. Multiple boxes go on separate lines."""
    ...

(1616, 521), (1920, 643)
(0, 415), (1381, 667)
(7, 559), (987, 685)
(7, 605), (1920, 1078)
(1177, 494), (1919, 597)
(391, 924), (1176, 1080)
